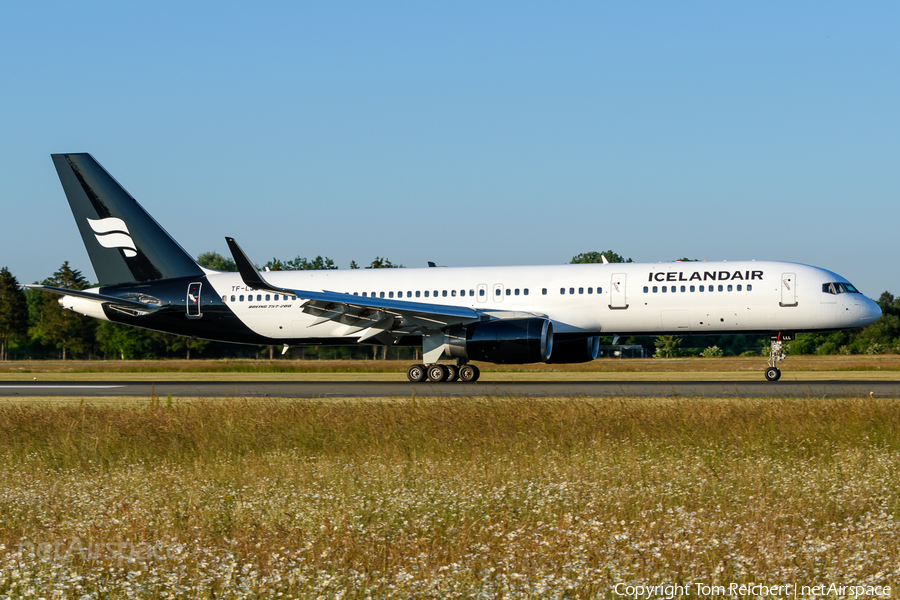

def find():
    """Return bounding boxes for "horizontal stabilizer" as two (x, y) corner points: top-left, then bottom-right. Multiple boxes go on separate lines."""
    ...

(24, 284), (164, 312)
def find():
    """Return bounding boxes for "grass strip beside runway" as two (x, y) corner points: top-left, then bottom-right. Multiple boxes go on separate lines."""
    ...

(0, 396), (898, 597)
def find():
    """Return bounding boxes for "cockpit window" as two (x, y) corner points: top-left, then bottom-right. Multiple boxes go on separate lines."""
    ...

(823, 281), (860, 295)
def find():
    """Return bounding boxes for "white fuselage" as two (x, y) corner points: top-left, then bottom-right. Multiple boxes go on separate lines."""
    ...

(194, 260), (880, 341)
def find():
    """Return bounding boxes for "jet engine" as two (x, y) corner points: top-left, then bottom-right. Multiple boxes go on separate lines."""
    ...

(545, 336), (600, 364)
(444, 318), (553, 364)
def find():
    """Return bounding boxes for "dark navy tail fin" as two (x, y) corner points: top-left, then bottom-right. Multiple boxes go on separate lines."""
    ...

(52, 153), (203, 285)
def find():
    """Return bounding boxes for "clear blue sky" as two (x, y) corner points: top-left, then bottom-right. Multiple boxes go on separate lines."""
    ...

(2, 2), (898, 297)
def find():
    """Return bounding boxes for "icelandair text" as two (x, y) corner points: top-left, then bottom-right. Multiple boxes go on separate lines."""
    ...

(648, 270), (764, 283)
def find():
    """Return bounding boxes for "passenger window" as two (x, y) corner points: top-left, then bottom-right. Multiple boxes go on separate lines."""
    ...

(662, 286), (667, 293)
(362, 292), (367, 297)
(560, 288), (565, 295)
(578, 287), (584, 294)
(748, 284), (752, 291)
(239, 295), (244, 301)
(265, 294), (270, 301)
(652, 286), (658, 293)
(524, 289), (529, 295)
(718, 285), (724, 292)
(515, 289), (520, 295)
(671, 286), (676, 293)
(230, 295), (235, 302)
(569, 287), (574, 295)
(727, 285), (733, 292)
(496, 288), (501, 296)
(415, 291), (421, 297)
(407, 291), (412, 298)
(737, 285), (742, 291)
(434, 290), (438, 297)
(506, 288), (511, 296)
(442, 290), (448, 297)
(588, 287), (594, 294)
(479, 289), (485, 297)
(689, 286), (695, 292)
(470, 290), (475, 296)
(424, 291), (429, 297)
(461, 290), (465, 296)
(451, 290), (456, 297)
(597, 287), (602, 294)
(643, 286), (648, 293)
(680, 286), (685, 293)
(388, 292), (393, 298)
(542, 288), (547, 295)
(380, 292), (385, 298)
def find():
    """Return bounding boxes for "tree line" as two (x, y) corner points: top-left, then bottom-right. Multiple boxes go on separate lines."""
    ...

(0, 251), (896, 361)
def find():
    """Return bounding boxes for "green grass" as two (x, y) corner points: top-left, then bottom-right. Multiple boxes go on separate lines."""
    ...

(1, 397), (898, 598)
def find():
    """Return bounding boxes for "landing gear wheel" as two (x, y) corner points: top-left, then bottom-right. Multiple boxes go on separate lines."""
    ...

(407, 364), (426, 383)
(458, 365), (477, 382)
(471, 365), (481, 382)
(444, 364), (459, 382)
(765, 367), (781, 382)
(427, 364), (447, 382)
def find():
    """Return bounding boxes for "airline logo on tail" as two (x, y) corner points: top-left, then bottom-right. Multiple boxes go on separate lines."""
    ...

(87, 217), (137, 258)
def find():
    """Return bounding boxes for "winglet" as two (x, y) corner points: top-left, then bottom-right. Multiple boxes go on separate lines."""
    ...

(225, 237), (290, 295)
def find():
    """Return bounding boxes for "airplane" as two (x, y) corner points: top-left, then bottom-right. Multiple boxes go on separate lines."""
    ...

(27, 153), (882, 382)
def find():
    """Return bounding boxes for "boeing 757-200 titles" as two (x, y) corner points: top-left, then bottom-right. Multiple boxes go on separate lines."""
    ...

(28, 154), (882, 382)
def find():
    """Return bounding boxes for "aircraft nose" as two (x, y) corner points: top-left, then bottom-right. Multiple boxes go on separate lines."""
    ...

(861, 297), (882, 324)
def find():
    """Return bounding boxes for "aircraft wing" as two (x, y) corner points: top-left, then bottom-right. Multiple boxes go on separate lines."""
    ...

(23, 285), (164, 314)
(225, 238), (482, 340)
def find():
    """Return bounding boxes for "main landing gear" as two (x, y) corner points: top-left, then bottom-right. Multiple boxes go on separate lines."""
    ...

(407, 363), (480, 383)
(765, 335), (788, 382)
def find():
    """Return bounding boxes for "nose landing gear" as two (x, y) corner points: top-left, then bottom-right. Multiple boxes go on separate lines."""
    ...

(765, 334), (789, 381)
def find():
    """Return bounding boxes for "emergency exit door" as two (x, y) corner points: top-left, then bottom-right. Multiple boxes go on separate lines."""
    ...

(187, 282), (203, 318)
(609, 273), (628, 309)
(780, 273), (797, 307)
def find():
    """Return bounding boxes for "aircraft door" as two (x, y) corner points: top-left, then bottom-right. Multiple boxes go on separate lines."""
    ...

(477, 284), (488, 303)
(609, 273), (628, 309)
(187, 282), (203, 318)
(492, 283), (504, 303)
(780, 273), (797, 307)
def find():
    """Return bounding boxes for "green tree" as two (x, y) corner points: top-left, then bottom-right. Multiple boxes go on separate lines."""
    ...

(654, 335), (681, 358)
(95, 321), (157, 359)
(349, 260), (360, 269)
(0, 267), (28, 360)
(675, 257), (700, 262)
(30, 262), (93, 360)
(570, 251), (633, 264)
(265, 256), (337, 271)
(366, 257), (403, 269)
(858, 313), (900, 347)
(197, 252), (238, 272)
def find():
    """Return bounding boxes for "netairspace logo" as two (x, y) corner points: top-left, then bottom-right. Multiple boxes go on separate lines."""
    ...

(613, 582), (892, 599)
(88, 217), (137, 257)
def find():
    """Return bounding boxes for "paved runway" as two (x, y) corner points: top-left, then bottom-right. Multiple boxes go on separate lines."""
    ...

(1, 380), (898, 398)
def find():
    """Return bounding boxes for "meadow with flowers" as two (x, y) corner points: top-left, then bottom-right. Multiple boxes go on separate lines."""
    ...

(0, 395), (898, 598)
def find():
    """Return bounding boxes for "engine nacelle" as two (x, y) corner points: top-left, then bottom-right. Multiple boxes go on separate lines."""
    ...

(545, 336), (599, 364)
(445, 318), (553, 364)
